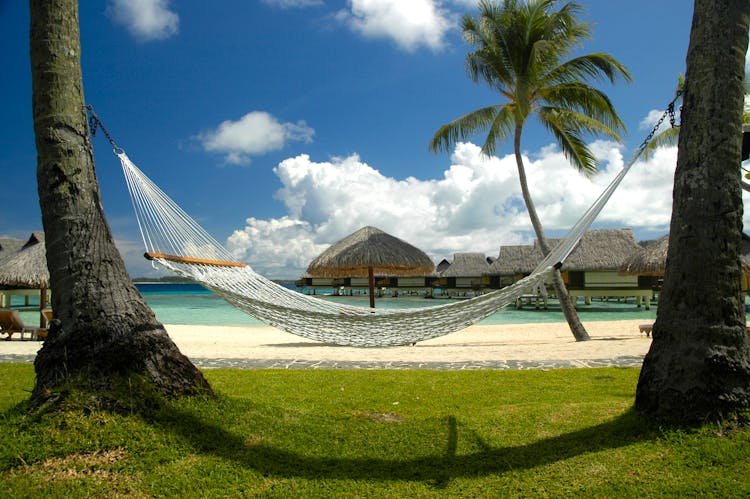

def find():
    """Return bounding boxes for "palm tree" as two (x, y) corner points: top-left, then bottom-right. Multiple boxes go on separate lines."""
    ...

(429, 0), (631, 341)
(30, 0), (213, 408)
(635, 0), (750, 423)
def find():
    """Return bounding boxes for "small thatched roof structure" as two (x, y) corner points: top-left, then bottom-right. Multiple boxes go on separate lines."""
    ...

(0, 232), (49, 288)
(306, 226), (434, 278)
(435, 258), (451, 274)
(561, 228), (642, 272)
(440, 252), (489, 277)
(488, 229), (642, 276)
(0, 237), (26, 265)
(488, 244), (541, 276)
(621, 233), (750, 276)
(619, 235), (669, 276)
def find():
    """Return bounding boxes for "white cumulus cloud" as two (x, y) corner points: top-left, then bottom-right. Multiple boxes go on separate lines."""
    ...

(336, 0), (455, 52)
(226, 140), (687, 279)
(639, 109), (671, 131)
(106, 0), (179, 41)
(199, 111), (315, 165)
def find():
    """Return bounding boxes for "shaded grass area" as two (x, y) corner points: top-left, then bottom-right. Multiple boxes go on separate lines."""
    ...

(1, 365), (749, 497)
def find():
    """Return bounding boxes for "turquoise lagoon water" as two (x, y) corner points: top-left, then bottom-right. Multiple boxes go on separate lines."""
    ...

(135, 283), (659, 326)
(12, 282), (660, 327)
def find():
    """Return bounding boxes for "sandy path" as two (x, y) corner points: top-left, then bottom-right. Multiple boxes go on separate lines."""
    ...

(1, 320), (653, 364)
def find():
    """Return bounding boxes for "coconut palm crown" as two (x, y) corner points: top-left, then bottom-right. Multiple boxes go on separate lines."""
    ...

(430, 0), (631, 175)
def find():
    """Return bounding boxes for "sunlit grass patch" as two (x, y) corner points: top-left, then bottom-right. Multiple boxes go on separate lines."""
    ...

(1, 365), (748, 497)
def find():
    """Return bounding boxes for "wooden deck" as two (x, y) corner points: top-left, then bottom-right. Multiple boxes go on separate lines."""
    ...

(568, 288), (654, 309)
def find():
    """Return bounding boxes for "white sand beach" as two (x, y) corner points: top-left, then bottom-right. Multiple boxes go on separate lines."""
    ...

(1, 319), (652, 364)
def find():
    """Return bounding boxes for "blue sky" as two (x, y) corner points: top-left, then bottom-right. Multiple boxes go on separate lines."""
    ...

(2, 1), (749, 279)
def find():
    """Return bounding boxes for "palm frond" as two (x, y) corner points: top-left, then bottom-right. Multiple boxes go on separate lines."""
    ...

(540, 106), (620, 141)
(429, 105), (502, 154)
(544, 53), (632, 85)
(540, 83), (626, 135)
(481, 105), (516, 157)
(432, 0), (629, 184)
(540, 109), (600, 175)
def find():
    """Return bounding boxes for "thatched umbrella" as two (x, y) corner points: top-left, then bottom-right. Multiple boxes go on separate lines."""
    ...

(306, 226), (434, 308)
(0, 232), (50, 327)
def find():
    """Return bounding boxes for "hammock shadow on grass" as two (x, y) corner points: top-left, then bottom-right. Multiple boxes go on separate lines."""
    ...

(154, 404), (655, 488)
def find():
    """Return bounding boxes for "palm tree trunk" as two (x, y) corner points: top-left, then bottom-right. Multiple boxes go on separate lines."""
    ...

(514, 125), (590, 341)
(30, 0), (212, 407)
(635, 0), (750, 422)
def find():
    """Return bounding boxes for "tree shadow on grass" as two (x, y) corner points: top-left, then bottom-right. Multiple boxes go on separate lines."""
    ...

(152, 403), (657, 488)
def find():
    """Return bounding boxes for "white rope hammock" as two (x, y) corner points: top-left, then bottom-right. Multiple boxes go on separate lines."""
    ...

(98, 95), (680, 347)
(114, 136), (646, 347)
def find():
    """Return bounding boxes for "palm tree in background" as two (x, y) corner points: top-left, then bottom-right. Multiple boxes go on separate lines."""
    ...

(430, 0), (631, 341)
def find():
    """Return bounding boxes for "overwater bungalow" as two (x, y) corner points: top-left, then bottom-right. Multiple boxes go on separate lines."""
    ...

(560, 228), (651, 307)
(435, 258), (451, 274)
(489, 228), (651, 308)
(620, 233), (750, 295)
(488, 244), (538, 288)
(439, 252), (490, 294)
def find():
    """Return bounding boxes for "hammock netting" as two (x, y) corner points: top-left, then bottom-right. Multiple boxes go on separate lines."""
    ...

(116, 130), (647, 346)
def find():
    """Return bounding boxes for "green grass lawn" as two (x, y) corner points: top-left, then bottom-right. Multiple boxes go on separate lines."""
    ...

(1, 365), (749, 497)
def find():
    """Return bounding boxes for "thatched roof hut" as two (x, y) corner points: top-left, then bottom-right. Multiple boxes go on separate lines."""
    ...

(0, 232), (49, 288)
(0, 237), (26, 265)
(440, 253), (489, 277)
(621, 233), (750, 276)
(560, 228), (642, 272)
(435, 258), (451, 274)
(488, 244), (541, 276)
(489, 228), (642, 276)
(619, 235), (668, 276)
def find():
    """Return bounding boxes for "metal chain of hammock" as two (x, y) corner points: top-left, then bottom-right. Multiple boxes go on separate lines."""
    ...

(636, 89), (682, 157)
(86, 105), (123, 154)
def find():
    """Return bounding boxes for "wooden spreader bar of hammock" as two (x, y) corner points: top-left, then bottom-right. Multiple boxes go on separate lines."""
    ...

(144, 252), (247, 268)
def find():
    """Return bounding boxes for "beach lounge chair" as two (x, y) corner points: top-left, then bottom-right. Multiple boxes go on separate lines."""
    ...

(38, 309), (53, 340)
(0, 309), (46, 341)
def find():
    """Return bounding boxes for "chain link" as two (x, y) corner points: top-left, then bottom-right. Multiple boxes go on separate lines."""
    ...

(85, 105), (122, 154)
(637, 89), (683, 153)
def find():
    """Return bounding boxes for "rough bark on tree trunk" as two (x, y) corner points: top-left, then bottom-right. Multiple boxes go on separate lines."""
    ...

(635, 0), (750, 423)
(514, 126), (590, 341)
(29, 0), (212, 405)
